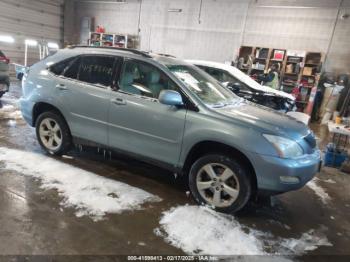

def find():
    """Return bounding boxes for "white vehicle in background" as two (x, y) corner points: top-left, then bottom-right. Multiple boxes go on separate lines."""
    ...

(186, 60), (310, 125)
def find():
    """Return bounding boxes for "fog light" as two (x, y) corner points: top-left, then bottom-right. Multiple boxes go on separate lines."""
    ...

(280, 176), (300, 184)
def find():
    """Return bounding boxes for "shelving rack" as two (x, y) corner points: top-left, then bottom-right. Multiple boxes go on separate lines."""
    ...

(88, 32), (139, 49)
(237, 46), (323, 111)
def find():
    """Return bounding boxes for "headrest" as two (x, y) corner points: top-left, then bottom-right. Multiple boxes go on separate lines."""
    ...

(121, 72), (134, 86)
(146, 71), (160, 84)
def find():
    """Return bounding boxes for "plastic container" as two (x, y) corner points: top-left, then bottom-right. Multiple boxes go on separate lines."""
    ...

(324, 148), (348, 167)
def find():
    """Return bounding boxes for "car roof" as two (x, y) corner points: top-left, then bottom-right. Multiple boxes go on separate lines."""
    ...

(63, 46), (189, 67)
(186, 59), (295, 101)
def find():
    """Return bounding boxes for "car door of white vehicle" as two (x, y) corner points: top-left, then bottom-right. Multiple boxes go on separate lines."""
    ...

(53, 55), (118, 146)
(108, 58), (187, 167)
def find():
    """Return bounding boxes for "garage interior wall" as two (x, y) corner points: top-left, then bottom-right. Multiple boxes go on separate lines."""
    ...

(67, 0), (350, 75)
(0, 0), (64, 74)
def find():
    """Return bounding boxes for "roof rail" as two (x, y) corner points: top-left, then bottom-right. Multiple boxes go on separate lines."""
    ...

(157, 53), (176, 58)
(66, 45), (152, 58)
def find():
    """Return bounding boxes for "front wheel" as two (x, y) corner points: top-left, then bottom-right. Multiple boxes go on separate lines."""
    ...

(189, 154), (252, 213)
(35, 111), (72, 155)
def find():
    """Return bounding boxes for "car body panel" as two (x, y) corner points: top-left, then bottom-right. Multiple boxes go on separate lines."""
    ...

(20, 47), (320, 195)
(186, 60), (295, 100)
(0, 50), (10, 95)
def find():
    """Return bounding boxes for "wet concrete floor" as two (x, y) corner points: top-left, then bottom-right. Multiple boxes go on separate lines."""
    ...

(0, 82), (349, 258)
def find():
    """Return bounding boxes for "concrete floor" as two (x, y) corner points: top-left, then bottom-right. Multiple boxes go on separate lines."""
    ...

(0, 82), (350, 257)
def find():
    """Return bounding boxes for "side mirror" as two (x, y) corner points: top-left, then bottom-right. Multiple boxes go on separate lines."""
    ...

(159, 90), (184, 107)
(227, 82), (241, 93)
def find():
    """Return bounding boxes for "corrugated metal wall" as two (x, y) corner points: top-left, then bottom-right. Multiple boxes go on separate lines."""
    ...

(326, 0), (350, 75)
(72, 0), (350, 74)
(0, 0), (64, 73)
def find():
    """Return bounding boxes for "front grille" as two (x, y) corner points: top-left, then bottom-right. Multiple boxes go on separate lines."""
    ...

(304, 132), (316, 148)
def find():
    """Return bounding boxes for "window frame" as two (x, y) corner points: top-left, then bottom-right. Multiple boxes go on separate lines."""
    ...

(115, 57), (182, 102)
(77, 55), (121, 89)
(198, 65), (252, 92)
(49, 54), (122, 90)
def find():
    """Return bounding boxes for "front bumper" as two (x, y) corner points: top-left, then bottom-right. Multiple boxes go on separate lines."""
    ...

(249, 150), (321, 195)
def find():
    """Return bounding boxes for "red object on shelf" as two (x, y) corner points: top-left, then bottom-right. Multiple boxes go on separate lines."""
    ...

(96, 26), (105, 33)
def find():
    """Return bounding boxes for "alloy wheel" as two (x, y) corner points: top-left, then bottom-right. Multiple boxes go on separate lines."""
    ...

(39, 118), (63, 151)
(196, 163), (240, 208)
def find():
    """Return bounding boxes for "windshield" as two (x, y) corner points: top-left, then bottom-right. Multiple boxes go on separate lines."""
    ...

(167, 64), (238, 107)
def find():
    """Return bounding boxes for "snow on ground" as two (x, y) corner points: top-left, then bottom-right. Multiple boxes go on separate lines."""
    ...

(323, 178), (336, 184)
(0, 104), (22, 120)
(306, 177), (331, 204)
(0, 147), (161, 221)
(156, 205), (332, 256)
(279, 229), (332, 253)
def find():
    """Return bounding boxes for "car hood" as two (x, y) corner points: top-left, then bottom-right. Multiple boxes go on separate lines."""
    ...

(211, 100), (309, 140)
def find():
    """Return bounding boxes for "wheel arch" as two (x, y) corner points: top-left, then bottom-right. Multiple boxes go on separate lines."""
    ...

(182, 140), (257, 195)
(32, 102), (68, 127)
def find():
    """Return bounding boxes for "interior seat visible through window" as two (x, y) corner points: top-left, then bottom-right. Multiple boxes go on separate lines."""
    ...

(118, 59), (177, 99)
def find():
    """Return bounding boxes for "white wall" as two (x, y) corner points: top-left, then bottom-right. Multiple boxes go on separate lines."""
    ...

(72, 0), (350, 74)
(0, 0), (64, 68)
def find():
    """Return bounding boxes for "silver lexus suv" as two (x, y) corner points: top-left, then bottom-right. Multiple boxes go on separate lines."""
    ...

(20, 47), (321, 213)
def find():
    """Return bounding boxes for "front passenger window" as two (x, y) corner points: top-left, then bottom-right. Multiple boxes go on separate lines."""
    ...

(118, 59), (177, 99)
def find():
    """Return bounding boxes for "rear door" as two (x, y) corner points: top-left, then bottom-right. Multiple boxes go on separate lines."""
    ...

(54, 55), (119, 145)
(108, 58), (187, 166)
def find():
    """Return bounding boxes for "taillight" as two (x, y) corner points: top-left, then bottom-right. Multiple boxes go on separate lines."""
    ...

(0, 56), (9, 64)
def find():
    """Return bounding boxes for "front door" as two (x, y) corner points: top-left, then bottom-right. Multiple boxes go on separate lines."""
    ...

(108, 58), (187, 166)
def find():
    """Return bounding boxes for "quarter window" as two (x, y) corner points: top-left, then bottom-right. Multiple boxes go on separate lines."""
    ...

(118, 59), (178, 98)
(78, 56), (115, 87)
(49, 57), (76, 76)
(63, 58), (81, 80)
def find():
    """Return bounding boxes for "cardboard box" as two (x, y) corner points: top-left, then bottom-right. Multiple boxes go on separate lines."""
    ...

(303, 67), (313, 76)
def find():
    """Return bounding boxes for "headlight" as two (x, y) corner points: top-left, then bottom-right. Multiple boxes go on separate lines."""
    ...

(263, 134), (303, 159)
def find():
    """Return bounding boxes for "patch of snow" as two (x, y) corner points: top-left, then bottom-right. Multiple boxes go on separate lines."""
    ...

(157, 205), (266, 255)
(0, 104), (22, 120)
(7, 120), (16, 127)
(156, 205), (332, 256)
(306, 178), (331, 204)
(0, 147), (161, 221)
(0, 105), (15, 112)
(138, 242), (146, 246)
(8, 110), (22, 119)
(279, 229), (332, 253)
(323, 179), (336, 184)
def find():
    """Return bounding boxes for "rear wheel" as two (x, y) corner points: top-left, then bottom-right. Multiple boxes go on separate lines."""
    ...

(35, 111), (72, 155)
(189, 154), (252, 213)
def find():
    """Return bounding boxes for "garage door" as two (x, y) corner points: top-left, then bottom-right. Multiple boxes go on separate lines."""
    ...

(0, 0), (63, 76)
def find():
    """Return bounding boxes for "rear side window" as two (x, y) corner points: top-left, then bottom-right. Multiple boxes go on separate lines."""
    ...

(78, 56), (115, 87)
(63, 58), (81, 79)
(0, 51), (5, 57)
(49, 57), (75, 75)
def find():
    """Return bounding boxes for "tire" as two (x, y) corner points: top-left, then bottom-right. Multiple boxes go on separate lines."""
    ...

(0, 92), (3, 98)
(35, 111), (72, 155)
(189, 154), (252, 213)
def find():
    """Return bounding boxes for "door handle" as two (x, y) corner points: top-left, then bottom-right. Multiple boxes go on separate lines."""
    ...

(111, 98), (127, 105)
(56, 84), (68, 91)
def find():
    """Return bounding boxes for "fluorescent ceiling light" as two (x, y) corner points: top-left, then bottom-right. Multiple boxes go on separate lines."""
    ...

(168, 8), (182, 12)
(0, 35), (15, 43)
(25, 39), (38, 46)
(47, 42), (59, 49)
